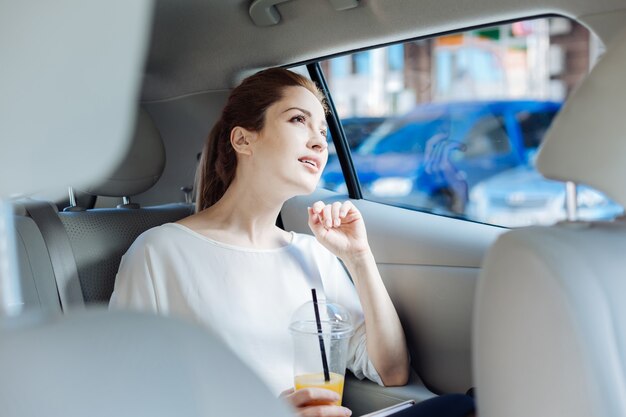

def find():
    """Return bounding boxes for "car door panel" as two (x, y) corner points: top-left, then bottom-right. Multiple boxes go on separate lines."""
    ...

(380, 264), (477, 393)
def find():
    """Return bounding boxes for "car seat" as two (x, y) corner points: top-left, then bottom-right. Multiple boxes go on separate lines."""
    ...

(18, 107), (193, 311)
(0, 308), (293, 417)
(473, 27), (626, 417)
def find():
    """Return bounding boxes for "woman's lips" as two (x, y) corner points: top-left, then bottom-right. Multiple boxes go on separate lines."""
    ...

(298, 156), (321, 172)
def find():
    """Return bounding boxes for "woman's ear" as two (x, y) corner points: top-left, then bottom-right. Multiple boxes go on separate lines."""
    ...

(230, 126), (256, 156)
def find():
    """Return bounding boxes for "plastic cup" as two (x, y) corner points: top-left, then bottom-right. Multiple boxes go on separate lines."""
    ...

(289, 299), (353, 406)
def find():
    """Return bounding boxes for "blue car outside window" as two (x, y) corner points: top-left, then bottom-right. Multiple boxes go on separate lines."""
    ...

(321, 100), (563, 217)
(359, 118), (450, 155)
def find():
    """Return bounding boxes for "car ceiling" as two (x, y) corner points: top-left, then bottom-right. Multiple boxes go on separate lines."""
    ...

(140, 0), (626, 102)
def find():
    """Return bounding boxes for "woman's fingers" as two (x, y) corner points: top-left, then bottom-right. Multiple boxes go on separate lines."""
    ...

(337, 201), (361, 225)
(311, 201), (332, 228)
(312, 201), (326, 215)
(331, 202), (342, 227)
(310, 201), (360, 229)
(307, 207), (320, 226)
(287, 387), (340, 407)
(283, 388), (351, 417)
(322, 205), (333, 228)
(339, 201), (352, 218)
(279, 388), (295, 398)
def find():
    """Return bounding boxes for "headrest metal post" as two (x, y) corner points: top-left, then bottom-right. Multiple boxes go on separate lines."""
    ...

(63, 187), (86, 212)
(181, 186), (193, 204)
(0, 198), (23, 317)
(117, 196), (140, 210)
(565, 181), (578, 221)
(68, 187), (77, 208)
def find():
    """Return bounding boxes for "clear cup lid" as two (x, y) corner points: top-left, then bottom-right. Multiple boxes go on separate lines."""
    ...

(289, 299), (353, 339)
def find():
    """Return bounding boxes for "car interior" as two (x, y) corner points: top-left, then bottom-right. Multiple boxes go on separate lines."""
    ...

(1, 1), (626, 416)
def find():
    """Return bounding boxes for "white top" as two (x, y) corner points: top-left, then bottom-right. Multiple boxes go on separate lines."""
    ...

(109, 223), (382, 394)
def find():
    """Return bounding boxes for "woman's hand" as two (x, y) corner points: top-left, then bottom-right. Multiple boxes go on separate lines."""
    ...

(307, 201), (370, 261)
(280, 388), (352, 417)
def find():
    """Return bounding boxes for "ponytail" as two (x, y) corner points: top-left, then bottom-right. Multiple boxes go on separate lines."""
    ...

(196, 118), (241, 212)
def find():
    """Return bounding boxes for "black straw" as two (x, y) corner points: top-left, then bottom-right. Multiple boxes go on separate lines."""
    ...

(311, 289), (331, 382)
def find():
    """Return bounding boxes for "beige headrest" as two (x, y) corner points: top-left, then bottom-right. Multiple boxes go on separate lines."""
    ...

(0, 2), (152, 199)
(536, 28), (626, 208)
(79, 108), (165, 197)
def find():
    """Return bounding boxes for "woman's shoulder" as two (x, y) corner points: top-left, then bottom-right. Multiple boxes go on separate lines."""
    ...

(126, 222), (192, 253)
(134, 222), (180, 243)
(290, 231), (318, 248)
(290, 232), (335, 260)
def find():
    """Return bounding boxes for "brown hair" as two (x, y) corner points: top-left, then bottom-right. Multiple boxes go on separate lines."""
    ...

(195, 68), (327, 212)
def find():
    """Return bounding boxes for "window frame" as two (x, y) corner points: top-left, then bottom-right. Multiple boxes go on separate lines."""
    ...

(306, 62), (363, 199)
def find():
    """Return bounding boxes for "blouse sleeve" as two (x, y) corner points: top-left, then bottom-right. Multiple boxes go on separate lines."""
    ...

(322, 254), (384, 386)
(109, 240), (159, 313)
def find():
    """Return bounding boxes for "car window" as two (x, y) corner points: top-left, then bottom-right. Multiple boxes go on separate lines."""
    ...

(318, 17), (623, 226)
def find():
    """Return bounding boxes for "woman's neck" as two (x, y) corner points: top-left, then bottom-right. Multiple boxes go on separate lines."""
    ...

(180, 178), (291, 249)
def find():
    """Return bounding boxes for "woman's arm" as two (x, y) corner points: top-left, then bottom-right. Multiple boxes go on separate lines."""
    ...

(341, 249), (409, 386)
(307, 201), (410, 386)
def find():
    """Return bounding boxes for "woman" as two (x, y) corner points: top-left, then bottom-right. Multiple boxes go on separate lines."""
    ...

(110, 68), (474, 417)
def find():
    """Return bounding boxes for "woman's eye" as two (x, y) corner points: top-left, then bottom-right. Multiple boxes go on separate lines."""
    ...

(320, 129), (328, 138)
(291, 115), (306, 124)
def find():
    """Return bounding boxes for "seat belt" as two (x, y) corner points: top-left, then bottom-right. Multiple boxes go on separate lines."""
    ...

(23, 200), (85, 310)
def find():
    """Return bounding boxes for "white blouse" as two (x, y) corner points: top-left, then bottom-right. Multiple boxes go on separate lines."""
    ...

(109, 223), (382, 395)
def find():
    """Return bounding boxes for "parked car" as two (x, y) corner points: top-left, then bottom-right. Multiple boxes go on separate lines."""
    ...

(322, 100), (561, 213)
(466, 164), (624, 227)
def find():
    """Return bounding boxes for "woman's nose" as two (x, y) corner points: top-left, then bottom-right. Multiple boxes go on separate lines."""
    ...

(309, 130), (328, 152)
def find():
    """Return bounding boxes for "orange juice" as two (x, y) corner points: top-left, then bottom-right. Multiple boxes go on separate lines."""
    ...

(294, 372), (345, 405)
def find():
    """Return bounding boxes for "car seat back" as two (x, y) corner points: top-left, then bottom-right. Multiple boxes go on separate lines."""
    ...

(59, 204), (193, 304)
(473, 27), (626, 417)
(0, 309), (293, 417)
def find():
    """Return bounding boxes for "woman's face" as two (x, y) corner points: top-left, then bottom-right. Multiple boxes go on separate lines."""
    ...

(248, 86), (328, 196)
